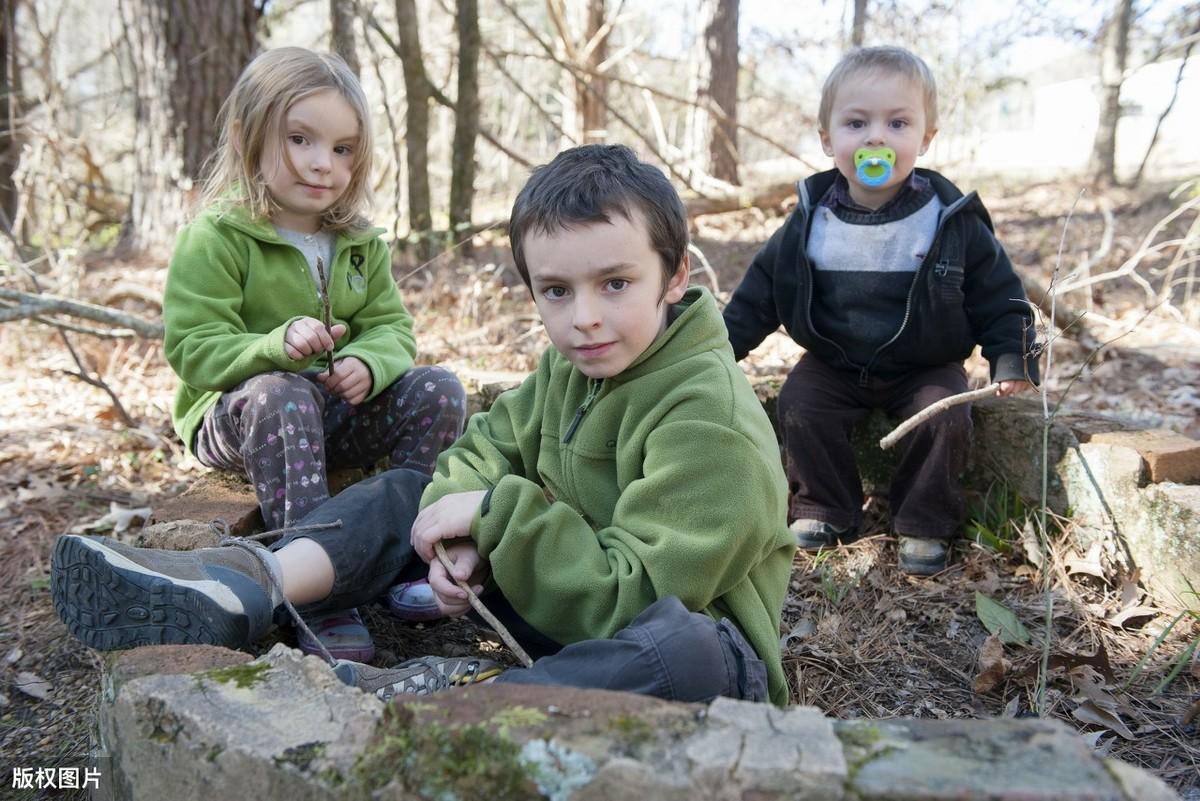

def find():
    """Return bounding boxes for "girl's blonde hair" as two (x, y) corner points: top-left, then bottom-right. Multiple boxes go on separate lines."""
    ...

(201, 47), (374, 231)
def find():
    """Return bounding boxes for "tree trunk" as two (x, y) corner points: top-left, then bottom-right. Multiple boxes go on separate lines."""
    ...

(578, 0), (607, 143)
(118, 0), (258, 254)
(449, 0), (479, 240)
(0, 0), (19, 228)
(393, 0), (433, 260)
(329, 0), (360, 77)
(850, 0), (867, 48)
(1090, 0), (1134, 187)
(704, 0), (739, 185)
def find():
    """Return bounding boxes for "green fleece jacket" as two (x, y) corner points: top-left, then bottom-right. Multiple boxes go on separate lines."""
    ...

(422, 287), (796, 704)
(162, 205), (416, 452)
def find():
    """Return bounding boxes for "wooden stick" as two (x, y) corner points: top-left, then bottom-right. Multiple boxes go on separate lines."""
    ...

(434, 541), (534, 668)
(879, 383), (999, 451)
(314, 256), (335, 379)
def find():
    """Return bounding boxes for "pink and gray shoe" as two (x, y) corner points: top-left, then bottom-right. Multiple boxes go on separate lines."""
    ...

(386, 579), (444, 622)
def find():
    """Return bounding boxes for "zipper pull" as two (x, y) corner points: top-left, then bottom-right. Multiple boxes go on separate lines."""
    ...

(563, 379), (602, 443)
(934, 260), (948, 278)
(858, 367), (869, 387)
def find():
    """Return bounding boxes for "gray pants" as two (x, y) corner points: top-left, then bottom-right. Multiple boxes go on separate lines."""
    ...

(274, 469), (768, 704)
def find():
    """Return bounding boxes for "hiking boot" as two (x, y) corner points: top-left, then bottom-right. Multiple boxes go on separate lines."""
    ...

(897, 536), (950, 576)
(333, 655), (503, 702)
(50, 534), (278, 652)
(789, 519), (855, 551)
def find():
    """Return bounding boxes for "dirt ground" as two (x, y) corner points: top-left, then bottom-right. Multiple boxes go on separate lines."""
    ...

(1, 179), (1198, 799)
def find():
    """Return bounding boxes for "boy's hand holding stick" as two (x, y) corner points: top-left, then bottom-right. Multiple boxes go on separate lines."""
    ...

(433, 541), (534, 668)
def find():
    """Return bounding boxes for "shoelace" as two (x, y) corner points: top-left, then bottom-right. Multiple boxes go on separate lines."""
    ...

(211, 518), (344, 667)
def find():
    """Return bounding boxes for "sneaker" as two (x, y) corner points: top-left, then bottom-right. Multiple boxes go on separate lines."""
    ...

(333, 655), (503, 702)
(386, 579), (444, 622)
(897, 536), (950, 576)
(789, 519), (855, 551)
(297, 608), (375, 662)
(50, 534), (277, 652)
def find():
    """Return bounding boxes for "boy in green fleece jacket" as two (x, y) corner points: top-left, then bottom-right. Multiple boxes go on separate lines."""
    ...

(50, 144), (796, 705)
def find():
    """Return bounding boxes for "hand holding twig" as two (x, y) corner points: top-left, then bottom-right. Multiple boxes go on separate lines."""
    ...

(434, 541), (534, 668)
(879, 383), (1000, 450)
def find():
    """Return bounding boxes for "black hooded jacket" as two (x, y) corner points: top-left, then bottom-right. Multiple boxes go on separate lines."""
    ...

(723, 168), (1039, 385)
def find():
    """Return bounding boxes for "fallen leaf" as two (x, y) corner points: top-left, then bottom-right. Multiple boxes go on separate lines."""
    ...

(4, 647), (21, 665)
(975, 592), (1031, 645)
(13, 671), (52, 701)
(974, 634), (1010, 694)
(780, 618), (814, 649)
(1066, 542), (1105, 579)
(1072, 699), (1135, 740)
(1118, 568), (1141, 610)
(1106, 605), (1158, 628)
(1002, 695), (1021, 718)
(74, 502), (152, 535)
(1019, 520), (1043, 569)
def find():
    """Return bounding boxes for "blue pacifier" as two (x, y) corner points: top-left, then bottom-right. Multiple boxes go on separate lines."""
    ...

(854, 147), (896, 186)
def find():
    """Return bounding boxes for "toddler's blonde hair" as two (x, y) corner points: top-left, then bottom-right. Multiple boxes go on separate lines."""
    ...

(202, 47), (374, 231)
(818, 46), (938, 133)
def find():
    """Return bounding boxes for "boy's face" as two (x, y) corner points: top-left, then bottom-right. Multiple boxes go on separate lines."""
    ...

(819, 71), (937, 210)
(523, 210), (689, 380)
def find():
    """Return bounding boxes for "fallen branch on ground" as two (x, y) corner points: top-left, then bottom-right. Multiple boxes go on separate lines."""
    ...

(879, 383), (999, 451)
(0, 288), (163, 338)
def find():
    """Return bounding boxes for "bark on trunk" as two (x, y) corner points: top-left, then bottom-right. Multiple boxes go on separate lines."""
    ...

(850, 0), (867, 48)
(0, 0), (19, 227)
(705, 0), (739, 185)
(449, 0), (480, 239)
(330, 0), (361, 77)
(394, 0), (434, 259)
(119, 0), (258, 254)
(1090, 0), (1134, 186)
(578, 0), (607, 143)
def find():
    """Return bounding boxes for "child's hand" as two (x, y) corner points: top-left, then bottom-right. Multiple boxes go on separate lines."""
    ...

(284, 317), (347, 360)
(410, 490), (488, 563)
(427, 539), (488, 617)
(996, 379), (1032, 397)
(317, 356), (372, 405)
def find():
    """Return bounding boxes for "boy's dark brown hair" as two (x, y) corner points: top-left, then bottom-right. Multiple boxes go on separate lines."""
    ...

(509, 144), (689, 293)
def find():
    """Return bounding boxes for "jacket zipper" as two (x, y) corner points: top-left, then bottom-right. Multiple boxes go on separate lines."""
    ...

(857, 194), (973, 386)
(563, 378), (603, 443)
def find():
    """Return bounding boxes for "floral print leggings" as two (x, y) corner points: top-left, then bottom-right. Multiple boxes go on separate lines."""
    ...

(193, 365), (466, 529)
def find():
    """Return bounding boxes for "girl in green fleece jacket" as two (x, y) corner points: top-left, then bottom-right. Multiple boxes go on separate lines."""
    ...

(162, 48), (462, 661)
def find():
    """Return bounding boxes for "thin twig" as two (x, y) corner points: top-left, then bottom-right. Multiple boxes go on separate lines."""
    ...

(434, 540), (533, 668)
(314, 255), (335, 379)
(879, 384), (998, 451)
(0, 287), (163, 338)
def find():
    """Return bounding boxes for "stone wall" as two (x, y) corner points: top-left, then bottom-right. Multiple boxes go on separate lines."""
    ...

(93, 644), (1180, 801)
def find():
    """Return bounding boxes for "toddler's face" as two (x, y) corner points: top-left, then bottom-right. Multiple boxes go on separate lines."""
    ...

(819, 71), (936, 210)
(260, 89), (359, 233)
(523, 210), (689, 380)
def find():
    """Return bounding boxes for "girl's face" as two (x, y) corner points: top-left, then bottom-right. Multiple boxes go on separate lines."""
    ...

(259, 89), (360, 232)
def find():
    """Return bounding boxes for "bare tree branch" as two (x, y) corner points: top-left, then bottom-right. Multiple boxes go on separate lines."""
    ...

(0, 287), (163, 338)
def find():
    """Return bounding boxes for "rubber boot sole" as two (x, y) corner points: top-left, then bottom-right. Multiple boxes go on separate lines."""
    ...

(50, 535), (251, 652)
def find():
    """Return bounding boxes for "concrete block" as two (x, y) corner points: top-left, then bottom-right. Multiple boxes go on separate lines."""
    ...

(1080, 428), (1200, 485)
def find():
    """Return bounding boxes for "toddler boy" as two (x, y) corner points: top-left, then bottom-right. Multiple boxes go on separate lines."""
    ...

(723, 46), (1038, 575)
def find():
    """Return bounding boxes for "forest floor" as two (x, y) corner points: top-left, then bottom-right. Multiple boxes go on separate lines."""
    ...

(1, 177), (1198, 798)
